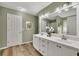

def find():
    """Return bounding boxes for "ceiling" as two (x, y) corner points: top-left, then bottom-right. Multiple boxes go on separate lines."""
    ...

(0, 2), (52, 16)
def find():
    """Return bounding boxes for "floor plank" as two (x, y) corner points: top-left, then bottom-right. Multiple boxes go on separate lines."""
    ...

(1, 42), (42, 56)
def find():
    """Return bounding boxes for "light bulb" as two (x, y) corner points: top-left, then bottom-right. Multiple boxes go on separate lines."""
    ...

(58, 10), (61, 13)
(64, 8), (69, 11)
(55, 7), (60, 12)
(72, 5), (77, 8)
(17, 7), (27, 12)
(63, 4), (68, 7)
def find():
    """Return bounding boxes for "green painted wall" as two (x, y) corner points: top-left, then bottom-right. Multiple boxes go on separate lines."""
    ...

(0, 6), (38, 48)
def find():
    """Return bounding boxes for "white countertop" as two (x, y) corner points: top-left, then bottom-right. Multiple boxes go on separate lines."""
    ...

(34, 34), (79, 50)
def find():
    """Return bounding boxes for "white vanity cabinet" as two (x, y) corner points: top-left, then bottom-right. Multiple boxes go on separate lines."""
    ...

(33, 35), (39, 51)
(33, 35), (78, 56)
(39, 38), (47, 55)
(47, 40), (78, 56)
(33, 35), (47, 55)
(61, 44), (78, 56)
(47, 40), (59, 56)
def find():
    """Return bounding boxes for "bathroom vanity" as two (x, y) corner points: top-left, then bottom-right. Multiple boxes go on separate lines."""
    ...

(33, 3), (79, 56)
(33, 34), (79, 56)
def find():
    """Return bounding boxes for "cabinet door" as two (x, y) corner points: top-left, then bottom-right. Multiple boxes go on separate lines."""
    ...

(47, 40), (58, 56)
(33, 36), (39, 51)
(39, 38), (47, 56)
(47, 40), (78, 56)
(61, 44), (78, 56)
(39, 38), (42, 52)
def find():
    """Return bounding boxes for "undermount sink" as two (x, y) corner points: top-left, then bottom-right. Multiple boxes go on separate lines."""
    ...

(53, 37), (72, 44)
(58, 39), (72, 44)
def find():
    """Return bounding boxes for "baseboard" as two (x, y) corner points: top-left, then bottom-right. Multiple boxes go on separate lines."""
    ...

(20, 41), (32, 45)
(0, 41), (32, 50)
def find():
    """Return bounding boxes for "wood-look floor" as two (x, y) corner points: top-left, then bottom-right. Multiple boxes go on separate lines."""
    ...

(1, 42), (42, 56)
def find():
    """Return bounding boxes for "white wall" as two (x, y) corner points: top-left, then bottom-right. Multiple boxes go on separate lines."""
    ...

(77, 4), (79, 36)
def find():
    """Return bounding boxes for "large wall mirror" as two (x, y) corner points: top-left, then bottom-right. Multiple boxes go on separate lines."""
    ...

(40, 4), (77, 36)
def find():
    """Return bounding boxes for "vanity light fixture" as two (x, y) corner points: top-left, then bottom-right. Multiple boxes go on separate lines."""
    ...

(55, 7), (60, 12)
(40, 15), (45, 19)
(72, 5), (77, 8)
(63, 4), (69, 11)
(63, 4), (68, 8)
(17, 7), (27, 12)
(55, 7), (62, 13)
(58, 10), (62, 13)
(64, 8), (69, 11)
(40, 12), (50, 19)
(44, 12), (49, 18)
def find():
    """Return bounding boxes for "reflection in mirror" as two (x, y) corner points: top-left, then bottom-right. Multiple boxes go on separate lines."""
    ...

(61, 6), (76, 35)
(40, 5), (77, 36)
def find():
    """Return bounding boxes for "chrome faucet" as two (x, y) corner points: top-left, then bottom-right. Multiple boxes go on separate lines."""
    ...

(62, 35), (67, 40)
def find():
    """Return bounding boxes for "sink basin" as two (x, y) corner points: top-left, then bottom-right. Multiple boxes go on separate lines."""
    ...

(53, 37), (72, 44)
(58, 39), (72, 44)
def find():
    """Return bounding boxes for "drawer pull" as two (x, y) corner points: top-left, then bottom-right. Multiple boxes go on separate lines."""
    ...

(56, 45), (61, 48)
(59, 46), (61, 48)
